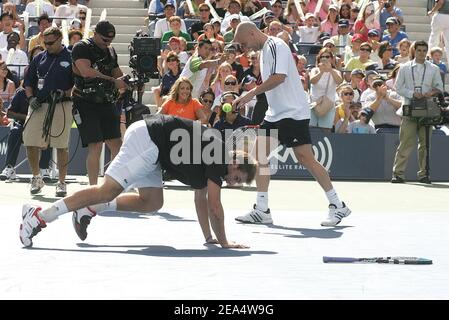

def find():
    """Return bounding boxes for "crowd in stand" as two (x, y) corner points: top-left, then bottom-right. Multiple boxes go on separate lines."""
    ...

(146, 0), (448, 134)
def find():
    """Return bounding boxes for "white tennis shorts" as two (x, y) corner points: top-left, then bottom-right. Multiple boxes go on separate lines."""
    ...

(105, 120), (163, 189)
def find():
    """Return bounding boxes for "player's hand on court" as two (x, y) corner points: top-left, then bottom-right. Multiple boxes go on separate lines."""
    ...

(221, 241), (250, 249)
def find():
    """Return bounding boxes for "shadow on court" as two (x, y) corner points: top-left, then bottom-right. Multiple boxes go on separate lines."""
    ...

(98, 211), (196, 222)
(28, 244), (277, 258)
(249, 224), (353, 239)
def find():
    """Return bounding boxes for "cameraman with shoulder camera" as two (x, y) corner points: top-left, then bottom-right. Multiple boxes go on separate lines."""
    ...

(391, 40), (443, 184)
(71, 20), (128, 185)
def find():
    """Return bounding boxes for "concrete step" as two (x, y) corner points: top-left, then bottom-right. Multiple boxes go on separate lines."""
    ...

(403, 15), (432, 24)
(401, 6), (428, 15)
(110, 25), (144, 34)
(406, 32), (432, 42)
(113, 34), (135, 43)
(92, 16), (146, 26)
(398, 0), (428, 7)
(92, 8), (148, 17)
(91, 0), (144, 9)
(400, 23), (433, 33)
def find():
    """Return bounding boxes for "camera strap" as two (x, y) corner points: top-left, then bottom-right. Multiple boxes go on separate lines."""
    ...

(411, 63), (426, 88)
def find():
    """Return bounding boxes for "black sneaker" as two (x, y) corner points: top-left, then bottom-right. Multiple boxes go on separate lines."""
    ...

(391, 176), (405, 183)
(418, 176), (432, 184)
(72, 207), (96, 241)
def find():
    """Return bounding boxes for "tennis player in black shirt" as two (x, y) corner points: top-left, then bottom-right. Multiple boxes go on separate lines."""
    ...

(20, 115), (257, 249)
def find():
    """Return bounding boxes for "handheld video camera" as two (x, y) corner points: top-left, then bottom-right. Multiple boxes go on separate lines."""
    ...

(403, 94), (449, 126)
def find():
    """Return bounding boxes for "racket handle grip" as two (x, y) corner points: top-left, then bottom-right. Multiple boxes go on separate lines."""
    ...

(323, 256), (357, 263)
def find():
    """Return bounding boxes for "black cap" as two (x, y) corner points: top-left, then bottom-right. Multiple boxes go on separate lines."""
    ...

(95, 20), (116, 38)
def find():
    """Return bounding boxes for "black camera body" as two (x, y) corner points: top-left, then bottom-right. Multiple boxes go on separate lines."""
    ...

(129, 34), (160, 79)
(403, 96), (449, 126)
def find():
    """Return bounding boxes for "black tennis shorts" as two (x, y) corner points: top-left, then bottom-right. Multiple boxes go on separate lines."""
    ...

(73, 98), (121, 147)
(260, 118), (312, 148)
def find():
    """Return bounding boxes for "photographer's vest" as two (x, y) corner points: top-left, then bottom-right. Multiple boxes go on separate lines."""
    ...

(74, 39), (119, 104)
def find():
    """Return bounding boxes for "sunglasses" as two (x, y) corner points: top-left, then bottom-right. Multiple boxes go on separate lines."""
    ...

(272, 5), (282, 8)
(360, 48), (371, 52)
(200, 9), (210, 12)
(342, 92), (354, 96)
(100, 36), (114, 43)
(225, 81), (237, 85)
(250, 57), (258, 60)
(202, 99), (213, 104)
(79, 16), (86, 20)
(321, 55), (331, 59)
(44, 37), (61, 46)
(167, 58), (178, 62)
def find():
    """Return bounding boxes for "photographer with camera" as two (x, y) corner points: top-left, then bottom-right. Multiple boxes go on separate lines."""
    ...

(71, 20), (128, 186)
(391, 40), (444, 184)
(22, 27), (74, 197)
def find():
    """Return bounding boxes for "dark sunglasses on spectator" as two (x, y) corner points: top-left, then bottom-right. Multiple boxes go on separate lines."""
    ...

(167, 58), (178, 62)
(360, 48), (371, 52)
(342, 92), (354, 96)
(321, 55), (331, 59)
(101, 36), (114, 43)
(225, 81), (237, 85)
(79, 16), (86, 20)
(200, 9), (210, 12)
(202, 99), (213, 104)
(44, 37), (61, 46)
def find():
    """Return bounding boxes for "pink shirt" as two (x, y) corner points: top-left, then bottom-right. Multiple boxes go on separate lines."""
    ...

(306, 0), (332, 22)
(321, 20), (338, 36)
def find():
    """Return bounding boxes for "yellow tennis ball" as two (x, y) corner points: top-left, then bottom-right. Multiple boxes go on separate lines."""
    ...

(222, 103), (232, 113)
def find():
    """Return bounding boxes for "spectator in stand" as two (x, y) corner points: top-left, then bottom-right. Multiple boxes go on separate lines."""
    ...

(161, 16), (192, 47)
(210, 0), (227, 18)
(0, 61), (16, 105)
(212, 74), (240, 108)
(241, 50), (268, 125)
(76, 9), (93, 38)
(382, 16), (408, 58)
(362, 76), (402, 131)
(298, 12), (321, 44)
(213, 91), (252, 130)
(377, 41), (397, 70)
(385, 64), (400, 89)
(28, 13), (52, 53)
(349, 6), (359, 32)
(379, 0), (403, 35)
(321, 4), (339, 37)
(260, 10), (276, 34)
(354, 1), (380, 43)
(295, 54), (309, 91)
(225, 43), (244, 83)
(285, 0), (306, 26)
(154, 51), (181, 109)
(344, 33), (363, 65)
(309, 48), (343, 132)
(210, 18), (224, 39)
(239, 74), (257, 119)
(359, 70), (380, 103)
(180, 39), (226, 98)
(241, 0), (263, 17)
(334, 84), (359, 133)
(347, 107), (377, 134)
(268, 20), (283, 37)
(331, 19), (352, 57)
(339, 3), (352, 21)
(323, 39), (343, 69)
(220, 0), (250, 35)
(347, 68), (364, 103)
(211, 62), (233, 98)
(306, 0), (332, 22)
(345, 42), (374, 77)
(429, 46), (448, 83)
(269, 0), (292, 34)
(0, 32), (28, 79)
(68, 30), (83, 49)
(0, 12), (25, 51)
(159, 37), (189, 72)
(54, 0), (88, 27)
(210, 38), (224, 54)
(148, 0), (178, 16)
(24, 0), (55, 28)
(153, 2), (187, 39)
(189, 3), (211, 40)
(223, 14), (241, 43)
(197, 23), (225, 42)
(159, 77), (208, 123)
(394, 38), (411, 64)
(198, 88), (217, 126)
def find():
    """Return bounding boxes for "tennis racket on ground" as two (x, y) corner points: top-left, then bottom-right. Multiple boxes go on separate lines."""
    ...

(323, 256), (433, 265)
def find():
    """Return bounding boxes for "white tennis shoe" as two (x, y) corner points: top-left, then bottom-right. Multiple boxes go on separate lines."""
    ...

(321, 202), (351, 227)
(20, 204), (46, 247)
(235, 204), (273, 224)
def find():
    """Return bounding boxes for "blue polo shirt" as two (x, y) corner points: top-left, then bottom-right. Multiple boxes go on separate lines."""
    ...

(161, 69), (180, 96)
(382, 31), (408, 57)
(24, 46), (74, 101)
